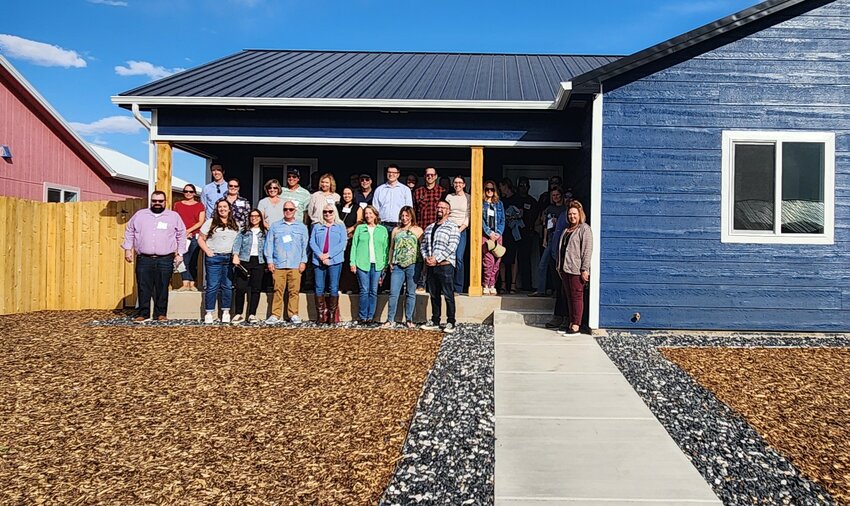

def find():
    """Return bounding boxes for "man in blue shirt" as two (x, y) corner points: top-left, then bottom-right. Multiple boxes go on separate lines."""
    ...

(200, 162), (228, 218)
(264, 201), (309, 324)
(372, 164), (412, 235)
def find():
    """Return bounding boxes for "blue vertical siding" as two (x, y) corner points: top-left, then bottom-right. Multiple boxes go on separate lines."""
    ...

(600, 0), (850, 331)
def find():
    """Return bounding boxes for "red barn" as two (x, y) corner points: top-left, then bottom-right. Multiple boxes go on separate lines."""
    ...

(0, 55), (188, 202)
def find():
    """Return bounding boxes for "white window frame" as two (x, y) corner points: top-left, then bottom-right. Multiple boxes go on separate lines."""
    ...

(251, 157), (318, 205)
(721, 130), (835, 245)
(43, 183), (80, 203)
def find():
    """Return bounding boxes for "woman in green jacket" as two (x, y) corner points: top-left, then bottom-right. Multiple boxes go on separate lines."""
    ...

(350, 205), (389, 324)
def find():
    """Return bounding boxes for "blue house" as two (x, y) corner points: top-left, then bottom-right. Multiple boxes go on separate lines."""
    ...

(114, 0), (849, 331)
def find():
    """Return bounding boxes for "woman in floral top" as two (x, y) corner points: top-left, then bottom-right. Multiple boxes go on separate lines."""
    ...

(384, 206), (423, 328)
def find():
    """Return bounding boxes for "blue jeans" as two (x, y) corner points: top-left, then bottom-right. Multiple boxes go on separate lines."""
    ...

(204, 253), (233, 312)
(535, 240), (555, 294)
(356, 264), (381, 321)
(387, 263), (416, 323)
(453, 229), (467, 293)
(314, 262), (342, 295)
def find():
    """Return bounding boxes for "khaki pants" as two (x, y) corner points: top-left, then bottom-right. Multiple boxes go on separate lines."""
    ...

(271, 268), (302, 319)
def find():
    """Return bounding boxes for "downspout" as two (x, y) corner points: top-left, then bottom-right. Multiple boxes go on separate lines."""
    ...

(589, 89), (603, 330)
(131, 103), (154, 202)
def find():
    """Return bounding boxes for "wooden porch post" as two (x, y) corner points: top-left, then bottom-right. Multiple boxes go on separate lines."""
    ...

(156, 142), (173, 207)
(468, 146), (484, 296)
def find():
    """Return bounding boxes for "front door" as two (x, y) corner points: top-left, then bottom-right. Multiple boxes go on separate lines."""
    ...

(252, 157), (317, 204)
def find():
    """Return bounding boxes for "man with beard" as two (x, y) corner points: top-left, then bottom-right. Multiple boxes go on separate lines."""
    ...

(122, 191), (187, 322)
(420, 201), (460, 334)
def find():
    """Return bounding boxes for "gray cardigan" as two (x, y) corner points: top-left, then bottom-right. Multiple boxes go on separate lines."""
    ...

(556, 223), (592, 275)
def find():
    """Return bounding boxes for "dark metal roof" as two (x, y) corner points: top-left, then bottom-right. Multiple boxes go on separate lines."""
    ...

(571, 0), (836, 92)
(118, 51), (621, 102)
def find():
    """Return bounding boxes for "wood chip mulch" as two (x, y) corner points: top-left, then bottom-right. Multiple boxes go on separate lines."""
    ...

(662, 347), (850, 505)
(0, 310), (442, 505)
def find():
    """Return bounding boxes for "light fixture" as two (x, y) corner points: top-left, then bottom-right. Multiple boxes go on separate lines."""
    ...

(0, 145), (11, 159)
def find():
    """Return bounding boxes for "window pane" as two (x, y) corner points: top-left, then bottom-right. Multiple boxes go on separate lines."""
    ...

(782, 142), (824, 234)
(733, 144), (775, 231)
(63, 190), (79, 203)
(47, 188), (61, 202)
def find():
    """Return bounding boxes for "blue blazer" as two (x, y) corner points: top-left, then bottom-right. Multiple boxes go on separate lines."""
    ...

(309, 223), (348, 266)
(482, 200), (505, 236)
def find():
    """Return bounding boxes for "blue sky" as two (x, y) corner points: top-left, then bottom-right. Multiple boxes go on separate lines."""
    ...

(4, 0), (756, 185)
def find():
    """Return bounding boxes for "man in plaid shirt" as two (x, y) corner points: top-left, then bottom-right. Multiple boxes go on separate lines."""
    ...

(413, 167), (448, 291)
(420, 201), (460, 334)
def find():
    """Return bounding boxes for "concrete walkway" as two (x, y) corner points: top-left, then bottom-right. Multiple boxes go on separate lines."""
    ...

(494, 318), (722, 505)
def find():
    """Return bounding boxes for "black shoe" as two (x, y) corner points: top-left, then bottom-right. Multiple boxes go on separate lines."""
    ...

(544, 319), (561, 329)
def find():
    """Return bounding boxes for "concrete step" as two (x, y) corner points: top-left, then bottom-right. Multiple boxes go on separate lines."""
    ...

(495, 294), (556, 311)
(493, 309), (553, 326)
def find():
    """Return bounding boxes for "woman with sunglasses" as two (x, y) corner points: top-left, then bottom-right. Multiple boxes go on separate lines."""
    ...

(482, 180), (505, 295)
(258, 179), (284, 228)
(350, 205), (389, 324)
(309, 204), (348, 324)
(230, 209), (267, 324)
(199, 199), (240, 324)
(337, 187), (359, 294)
(173, 184), (205, 291)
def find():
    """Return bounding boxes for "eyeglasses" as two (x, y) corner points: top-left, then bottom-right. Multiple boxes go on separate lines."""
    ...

(485, 187), (495, 191)
(284, 208), (296, 212)
(250, 214), (262, 219)
(425, 173), (437, 178)
(216, 184), (222, 193)
(387, 171), (400, 175)
(322, 210), (335, 214)
(286, 175), (299, 179)
(268, 187), (280, 191)
(151, 199), (166, 203)
(183, 189), (195, 194)
(228, 184), (239, 188)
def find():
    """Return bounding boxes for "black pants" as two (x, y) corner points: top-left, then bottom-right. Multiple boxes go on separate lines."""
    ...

(136, 254), (174, 318)
(428, 264), (456, 325)
(233, 256), (263, 316)
(518, 233), (535, 290)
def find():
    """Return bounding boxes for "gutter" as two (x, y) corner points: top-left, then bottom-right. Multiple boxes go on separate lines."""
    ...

(131, 103), (156, 200)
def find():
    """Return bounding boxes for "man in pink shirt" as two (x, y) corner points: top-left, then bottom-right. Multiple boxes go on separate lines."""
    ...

(122, 191), (187, 322)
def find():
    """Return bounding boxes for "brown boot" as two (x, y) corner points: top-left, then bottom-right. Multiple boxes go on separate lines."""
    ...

(326, 295), (340, 324)
(315, 295), (327, 324)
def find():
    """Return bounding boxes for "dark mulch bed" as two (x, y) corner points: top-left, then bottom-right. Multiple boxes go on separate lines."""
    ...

(0, 310), (442, 504)
(663, 347), (850, 505)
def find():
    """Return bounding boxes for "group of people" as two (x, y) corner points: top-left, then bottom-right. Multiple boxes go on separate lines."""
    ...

(121, 163), (591, 334)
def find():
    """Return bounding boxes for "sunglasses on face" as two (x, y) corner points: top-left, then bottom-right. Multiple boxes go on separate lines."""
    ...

(425, 173), (436, 178)
(183, 189), (195, 194)
(284, 208), (296, 212)
(287, 175), (299, 179)
(485, 187), (495, 191)
(268, 187), (280, 191)
(228, 184), (239, 188)
(387, 171), (399, 175)
(151, 199), (165, 203)
(323, 210), (335, 214)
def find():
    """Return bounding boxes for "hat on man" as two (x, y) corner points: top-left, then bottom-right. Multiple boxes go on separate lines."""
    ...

(485, 239), (506, 258)
(287, 168), (300, 177)
(359, 173), (372, 179)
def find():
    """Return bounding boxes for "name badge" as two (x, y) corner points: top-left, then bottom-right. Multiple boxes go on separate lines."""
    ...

(325, 197), (335, 204)
(342, 206), (352, 213)
(359, 202), (367, 209)
(156, 221), (168, 230)
(283, 235), (292, 243)
(487, 208), (495, 217)
(523, 203), (531, 210)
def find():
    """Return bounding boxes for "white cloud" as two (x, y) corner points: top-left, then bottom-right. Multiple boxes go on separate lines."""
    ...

(114, 60), (185, 80)
(0, 34), (86, 68)
(87, 0), (129, 6)
(70, 116), (142, 136)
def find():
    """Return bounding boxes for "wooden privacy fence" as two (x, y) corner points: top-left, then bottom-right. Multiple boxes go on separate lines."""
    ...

(0, 196), (146, 315)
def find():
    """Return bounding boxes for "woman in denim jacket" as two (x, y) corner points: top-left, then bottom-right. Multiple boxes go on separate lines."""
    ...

(482, 180), (505, 295)
(230, 209), (266, 324)
(309, 204), (348, 324)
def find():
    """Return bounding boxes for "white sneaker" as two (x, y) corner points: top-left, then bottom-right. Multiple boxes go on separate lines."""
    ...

(443, 323), (455, 334)
(421, 322), (440, 331)
(265, 315), (280, 324)
(203, 312), (214, 324)
(247, 315), (258, 323)
(221, 311), (231, 324)
(289, 315), (302, 324)
(231, 314), (244, 324)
